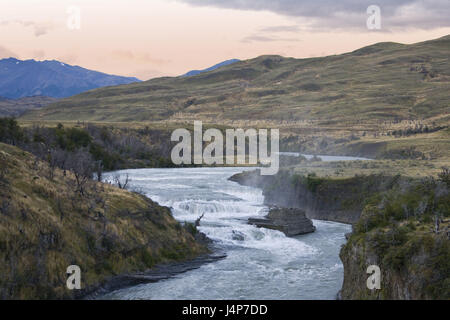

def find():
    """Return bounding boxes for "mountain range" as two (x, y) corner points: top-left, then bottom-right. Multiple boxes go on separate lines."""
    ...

(0, 58), (141, 99)
(20, 35), (450, 127)
(182, 59), (240, 77)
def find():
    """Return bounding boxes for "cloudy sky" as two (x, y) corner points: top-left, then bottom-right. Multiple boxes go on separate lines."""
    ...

(1, 0), (449, 80)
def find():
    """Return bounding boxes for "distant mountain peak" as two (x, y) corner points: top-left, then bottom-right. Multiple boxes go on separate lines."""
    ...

(0, 58), (141, 99)
(181, 59), (240, 77)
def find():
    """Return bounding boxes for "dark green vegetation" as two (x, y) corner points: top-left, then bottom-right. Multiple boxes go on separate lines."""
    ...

(231, 168), (450, 299)
(230, 168), (407, 224)
(0, 117), (25, 145)
(0, 118), (174, 174)
(0, 119), (209, 299)
(341, 171), (449, 299)
(6, 34), (450, 300)
(0, 142), (207, 299)
(22, 36), (450, 127)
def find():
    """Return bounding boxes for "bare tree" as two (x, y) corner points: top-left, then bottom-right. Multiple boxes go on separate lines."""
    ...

(438, 167), (450, 188)
(435, 213), (441, 233)
(47, 149), (67, 180)
(432, 179), (447, 234)
(66, 150), (94, 196)
(95, 160), (103, 182)
(0, 153), (7, 184)
(195, 213), (205, 228)
(113, 173), (130, 190)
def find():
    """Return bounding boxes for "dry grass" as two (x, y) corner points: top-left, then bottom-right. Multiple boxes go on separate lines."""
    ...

(21, 36), (450, 129)
(283, 157), (448, 179)
(0, 142), (207, 299)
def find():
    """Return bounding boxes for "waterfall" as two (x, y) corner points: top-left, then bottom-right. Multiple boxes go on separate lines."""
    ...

(101, 167), (351, 300)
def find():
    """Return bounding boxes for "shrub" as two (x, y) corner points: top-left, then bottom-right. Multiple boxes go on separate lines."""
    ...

(305, 173), (323, 193)
(355, 205), (388, 234)
(184, 222), (198, 236)
(0, 118), (24, 145)
(55, 127), (92, 151)
(438, 167), (450, 188)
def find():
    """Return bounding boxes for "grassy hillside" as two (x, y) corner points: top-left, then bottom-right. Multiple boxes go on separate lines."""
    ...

(0, 96), (57, 117)
(0, 142), (207, 299)
(290, 126), (449, 161)
(331, 127), (450, 160)
(22, 35), (450, 127)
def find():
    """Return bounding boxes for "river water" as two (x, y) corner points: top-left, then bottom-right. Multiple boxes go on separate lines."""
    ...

(278, 152), (371, 161)
(100, 163), (352, 300)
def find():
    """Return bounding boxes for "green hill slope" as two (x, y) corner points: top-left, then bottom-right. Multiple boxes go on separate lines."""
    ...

(21, 35), (450, 125)
(0, 143), (206, 299)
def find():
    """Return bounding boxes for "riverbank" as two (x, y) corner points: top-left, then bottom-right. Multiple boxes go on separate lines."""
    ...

(0, 143), (209, 299)
(229, 169), (404, 224)
(86, 244), (226, 299)
(2, 131), (447, 299)
(96, 167), (350, 299)
(230, 166), (450, 299)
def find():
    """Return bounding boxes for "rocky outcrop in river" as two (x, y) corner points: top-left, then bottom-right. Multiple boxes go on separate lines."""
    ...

(231, 168), (450, 299)
(248, 207), (315, 236)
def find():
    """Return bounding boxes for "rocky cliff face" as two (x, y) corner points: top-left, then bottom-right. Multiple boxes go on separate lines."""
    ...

(340, 232), (449, 299)
(248, 207), (316, 236)
(339, 179), (450, 300)
(230, 169), (401, 225)
(231, 168), (450, 300)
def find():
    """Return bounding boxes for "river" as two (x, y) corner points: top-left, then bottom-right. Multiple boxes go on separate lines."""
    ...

(100, 158), (354, 299)
(278, 152), (371, 161)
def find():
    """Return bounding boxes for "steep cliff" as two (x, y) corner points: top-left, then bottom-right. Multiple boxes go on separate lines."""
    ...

(230, 169), (403, 224)
(340, 231), (449, 299)
(340, 180), (450, 299)
(231, 168), (450, 299)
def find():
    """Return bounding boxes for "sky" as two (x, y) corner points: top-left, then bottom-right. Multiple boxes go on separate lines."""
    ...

(1, 0), (449, 80)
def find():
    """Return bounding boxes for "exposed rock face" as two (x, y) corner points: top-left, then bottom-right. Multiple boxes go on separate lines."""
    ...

(232, 169), (450, 300)
(339, 233), (450, 300)
(230, 169), (404, 225)
(248, 207), (316, 236)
